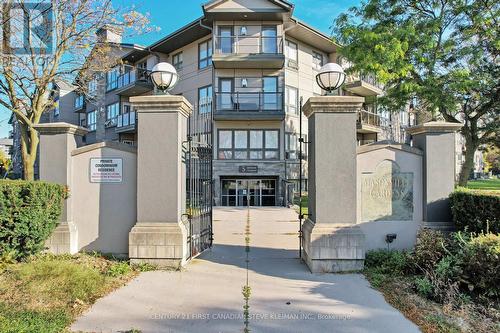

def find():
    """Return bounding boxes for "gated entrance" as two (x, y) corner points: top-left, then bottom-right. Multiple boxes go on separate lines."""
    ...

(185, 112), (213, 259)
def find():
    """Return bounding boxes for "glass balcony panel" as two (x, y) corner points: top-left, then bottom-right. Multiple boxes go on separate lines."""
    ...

(215, 36), (282, 54)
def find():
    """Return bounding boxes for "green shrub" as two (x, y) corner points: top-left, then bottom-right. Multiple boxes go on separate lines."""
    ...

(414, 276), (434, 298)
(0, 180), (68, 259)
(106, 261), (132, 277)
(365, 249), (410, 275)
(450, 188), (500, 234)
(412, 229), (448, 273)
(456, 233), (500, 302)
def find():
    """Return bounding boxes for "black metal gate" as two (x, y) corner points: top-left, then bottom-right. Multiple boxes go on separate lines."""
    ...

(185, 111), (213, 259)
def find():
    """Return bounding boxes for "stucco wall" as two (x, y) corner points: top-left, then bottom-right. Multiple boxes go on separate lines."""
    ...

(71, 143), (137, 255)
(357, 145), (423, 250)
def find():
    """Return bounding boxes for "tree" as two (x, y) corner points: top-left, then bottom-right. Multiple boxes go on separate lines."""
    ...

(334, 0), (499, 186)
(484, 146), (500, 175)
(0, 149), (10, 177)
(0, 0), (154, 180)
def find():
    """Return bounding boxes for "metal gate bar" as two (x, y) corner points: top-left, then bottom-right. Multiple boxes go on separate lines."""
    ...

(186, 109), (213, 259)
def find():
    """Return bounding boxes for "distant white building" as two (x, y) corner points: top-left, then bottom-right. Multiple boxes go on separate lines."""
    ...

(0, 137), (13, 159)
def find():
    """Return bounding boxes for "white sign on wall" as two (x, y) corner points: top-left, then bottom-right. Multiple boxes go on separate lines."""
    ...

(90, 158), (123, 183)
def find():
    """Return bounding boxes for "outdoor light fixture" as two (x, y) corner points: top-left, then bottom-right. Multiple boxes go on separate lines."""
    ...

(151, 62), (179, 94)
(315, 62), (346, 93)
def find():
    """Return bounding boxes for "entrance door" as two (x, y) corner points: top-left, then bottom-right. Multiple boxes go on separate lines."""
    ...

(221, 179), (276, 207)
(262, 77), (278, 111)
(219, 26), (233, 54)
(261, 26), (277, 54)
(219, 78), (234, 110)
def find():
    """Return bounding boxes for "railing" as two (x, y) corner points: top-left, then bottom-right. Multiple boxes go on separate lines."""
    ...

(215, 92), (283, 112)
(117, 111), (136, 128)
(117, 68), (151, 89)
(347, 73), (384, 90)
(214, 36), (283, 55)
(357, 109), (381, 127)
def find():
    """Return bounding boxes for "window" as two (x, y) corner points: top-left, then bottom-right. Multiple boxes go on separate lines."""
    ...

(87, 110), (96, 131)
(106, 67), (119, 91)
(88, 78), (97, 95)
(172, 52), (183, 70)
(285, 86), (298, 115)
(285, 133), (298, 159)
(218, 129), (279, 160)
(199, 39), (213, 69)
(198, 86), (213, 114)
(106, 103), (119, 126)
(285, 40), (298, 67)
(313, 51), (323, 70)
(74, 94), (84, 109)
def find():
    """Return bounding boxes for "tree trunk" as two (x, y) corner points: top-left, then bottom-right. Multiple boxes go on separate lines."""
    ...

(20, 124), (39, 181)
(458, 138), (477, 187)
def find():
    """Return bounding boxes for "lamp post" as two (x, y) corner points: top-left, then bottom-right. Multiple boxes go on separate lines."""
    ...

(150, 62), (179, 94)
(315, 62), (346, 94)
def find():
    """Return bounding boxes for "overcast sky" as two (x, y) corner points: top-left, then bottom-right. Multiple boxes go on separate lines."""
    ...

(0, 0), (358, 138)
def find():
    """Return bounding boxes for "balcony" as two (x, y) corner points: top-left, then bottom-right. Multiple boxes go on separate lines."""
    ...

(116, 111), (136, 133)
(345, 73), (384, 96)
(115, 68), (153, 96)
(214, 92), (284, 120)
(357, 109), (382, 134)
(213, 36), (285, 69)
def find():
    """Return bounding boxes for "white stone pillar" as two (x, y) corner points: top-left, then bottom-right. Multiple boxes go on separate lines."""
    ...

(407, 122), (462, 230)
(34, 123), (88, 254)
(302, 96), (365, 273)
(128, 95), (192, 267)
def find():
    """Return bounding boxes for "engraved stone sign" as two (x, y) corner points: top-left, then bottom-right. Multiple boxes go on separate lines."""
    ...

(361, 160), (413, 221)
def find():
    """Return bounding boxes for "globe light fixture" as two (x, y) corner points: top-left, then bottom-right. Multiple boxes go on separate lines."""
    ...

(315, 62), (346, 93)
(150, 62), (179, 94)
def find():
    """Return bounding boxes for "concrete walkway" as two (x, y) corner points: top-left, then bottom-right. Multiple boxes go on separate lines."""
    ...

(71, 207), (420, 333)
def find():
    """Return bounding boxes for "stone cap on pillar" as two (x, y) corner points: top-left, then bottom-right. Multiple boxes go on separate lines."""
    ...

(129, 95), (193, 118)
(407, 121), (463, 135)
(34, 122), (88, 136)
(302, 96), (365, 118)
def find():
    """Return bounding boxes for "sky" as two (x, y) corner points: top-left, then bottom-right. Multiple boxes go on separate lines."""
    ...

(0, 0), (359, 138)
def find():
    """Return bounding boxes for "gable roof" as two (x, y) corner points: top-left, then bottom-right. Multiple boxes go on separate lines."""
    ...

(203, 0), (294, 13)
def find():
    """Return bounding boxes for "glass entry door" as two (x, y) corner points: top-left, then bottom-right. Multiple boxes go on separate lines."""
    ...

(221, 179), (276, 206)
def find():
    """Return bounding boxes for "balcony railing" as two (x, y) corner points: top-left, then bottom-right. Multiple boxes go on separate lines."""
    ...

(215, 92), (283, 112)
(117, 111), (136, 128)
(357, 109), (381, 127)
(214, 36), (283, 54)
(117, 68), (151, 88)
(359, 73), (383, 89)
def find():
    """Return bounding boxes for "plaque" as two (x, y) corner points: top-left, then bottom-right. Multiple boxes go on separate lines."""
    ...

(361, 160), (413, 221)
(239, 165), (258, 173)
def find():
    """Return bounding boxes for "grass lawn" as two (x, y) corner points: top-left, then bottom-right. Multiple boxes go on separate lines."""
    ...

(364, 269), (500, 333)
(0, 253), (153, 333)
(293, 195), (309, 216)
(466, 178), (500, 191)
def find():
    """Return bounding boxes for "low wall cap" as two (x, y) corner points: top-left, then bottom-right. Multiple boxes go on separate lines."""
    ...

(129, 95), (192, 118)
(34, 122), (88, 136)
(407, 121), (463, 135)
(357, 140), (423, 156)
(302, 96), (365, 118)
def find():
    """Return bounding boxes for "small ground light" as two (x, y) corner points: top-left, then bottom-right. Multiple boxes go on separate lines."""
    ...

(385, 233), (397, 250)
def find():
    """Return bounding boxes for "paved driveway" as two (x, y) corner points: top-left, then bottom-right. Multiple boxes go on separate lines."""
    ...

(71, 207), (420, 333)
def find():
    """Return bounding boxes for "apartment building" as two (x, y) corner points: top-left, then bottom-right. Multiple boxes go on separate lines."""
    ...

(46, 0), (410, 206)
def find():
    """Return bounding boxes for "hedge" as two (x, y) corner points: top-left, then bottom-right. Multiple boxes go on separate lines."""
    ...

(450, 188), (500, 234)
(0, 180), (68, 259)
